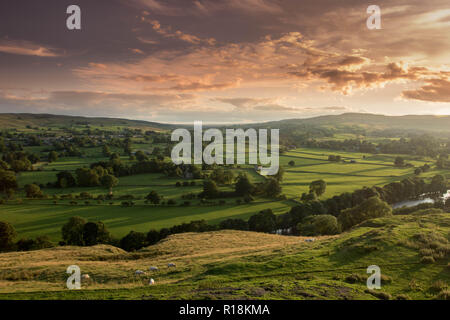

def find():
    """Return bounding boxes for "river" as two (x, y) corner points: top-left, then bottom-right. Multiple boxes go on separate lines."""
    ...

(392, 190), (450, 209)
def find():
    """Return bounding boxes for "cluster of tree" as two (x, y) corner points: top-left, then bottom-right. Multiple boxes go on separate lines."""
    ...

(1, 151), (39, 172)
(303, 134), (450, 158)
(415, 163), (431, 175)
(89, 155), (199, 179)
(305, 139), (377, 153)
(436, 154), (450, 169)
(24, 184), (44, 198)
(0, 169), (18, 198)
(0, 221), (54, 252)
(52, 141), (83, 157)
(328, 155), (342, 162)
(54, 168), (119, 194)
(301, 179), (327, 201)
(61, 216), (111, 246)
(209, 168), (235, 184)
(274, 175), (447, 235)
(199, 173), (282, 200)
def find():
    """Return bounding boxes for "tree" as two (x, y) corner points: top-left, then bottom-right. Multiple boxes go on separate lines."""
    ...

(48, 151), (58, 163)
(61, 216), (87, 246)
(219, 218), (249, 231)
(248, 209), (276, 233)
(309, 179), (327, 197)
(0, 221), (16, 252)
(82, 221), (111, 246)
(288, 160), (295, 166)
(0, 160), (8, 170)
(56, 171), (77, 188)
(135, 150), (148, 162)
(102, 145), (111, 157)
(394, 156), (405, 167)
(146, 229), (160, 245)
(25, 184), (43, 198)
(10, 159), (32, 172)
(75, 168), (100, 187)
(235, 174), (254, 196)
(202, 179), (219, 198)
(273, 166), (284, 182)
(146, 190), (162, 204)
(101, 174), (118, 195)
(297, 215), (340, 236)
(120, 231), (147, 251)
(338, 196), (392, 231)
(301, 192), (317, 201)
(264, 178), (282, 197)
(0, 169), (18, 196)
(429, 174), (447, 193)
(210, 168), (235, 184)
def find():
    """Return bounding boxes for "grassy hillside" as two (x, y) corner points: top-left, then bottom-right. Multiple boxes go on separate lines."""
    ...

(2, 112), (450, 133)
(262, 113), (450, 133)
(0, 211), (448, 300)
(0, 113), (175, 132)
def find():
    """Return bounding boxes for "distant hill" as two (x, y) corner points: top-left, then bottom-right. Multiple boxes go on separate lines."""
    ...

(2, 112), (450, 134)
(256, 113), (450, 134)
(0, 113), (176, 132)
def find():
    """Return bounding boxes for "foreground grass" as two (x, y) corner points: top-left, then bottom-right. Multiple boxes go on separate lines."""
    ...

(0, 212), (448, 300)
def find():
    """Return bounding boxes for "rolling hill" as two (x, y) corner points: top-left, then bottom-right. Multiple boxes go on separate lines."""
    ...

(0, 210), (448, 300)
(2, 112), (450, 134)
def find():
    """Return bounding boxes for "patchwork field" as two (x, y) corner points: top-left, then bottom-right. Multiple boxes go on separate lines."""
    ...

(2, 145), (448, 242)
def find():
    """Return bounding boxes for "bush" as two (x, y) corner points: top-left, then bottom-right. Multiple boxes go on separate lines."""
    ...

(61, 216), (86, 246)
(248, 209), (276, 233)
(120, 231), (147, 251)
(364, 289), (391, 300)
(25, 184), (44, 198)
(244, 195), (254, 203)
(420, 256), (435, 264)
(345, 273), (365, 284)
(435, 290), (450, 300)
(16, 236), (54, 251)
(297, 215), (340, 236)
(0, 221), (16, 252)
(338, 196), (392, 231)
(167, 199), (176, 205)
(219, 218), (248, 231)
(82, 221), (111, 246)
(146, 229), (160, 245)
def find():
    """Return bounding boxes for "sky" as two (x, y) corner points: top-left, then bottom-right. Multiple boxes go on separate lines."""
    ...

(0, 0), (449, 124)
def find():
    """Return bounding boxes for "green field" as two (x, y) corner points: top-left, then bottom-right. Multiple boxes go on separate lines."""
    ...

(2, 144), (448, 242)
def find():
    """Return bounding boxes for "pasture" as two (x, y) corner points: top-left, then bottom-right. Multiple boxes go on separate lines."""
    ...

(0, 212), (448, 299)
(2, 143), (448, 241)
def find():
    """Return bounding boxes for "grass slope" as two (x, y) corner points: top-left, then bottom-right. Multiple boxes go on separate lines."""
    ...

(0, 211), (448, 300)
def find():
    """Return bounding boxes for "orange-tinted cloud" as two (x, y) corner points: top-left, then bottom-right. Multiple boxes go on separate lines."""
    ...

(402, 78), (450, 103)
(0, 39), (63, 57)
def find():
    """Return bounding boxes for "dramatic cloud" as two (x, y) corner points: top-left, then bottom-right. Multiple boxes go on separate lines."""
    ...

(0, 0), (449, 122)
(402, 78), (450, 103)
(0, 39), (63, 57)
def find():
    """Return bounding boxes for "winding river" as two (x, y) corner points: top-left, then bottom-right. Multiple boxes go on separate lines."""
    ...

(392, 190), (450, 209)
